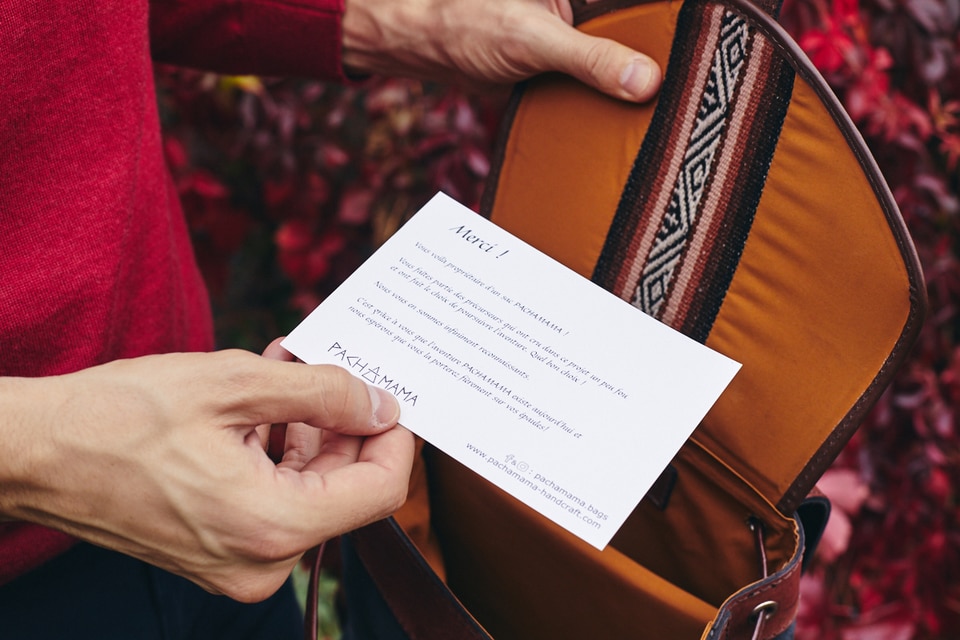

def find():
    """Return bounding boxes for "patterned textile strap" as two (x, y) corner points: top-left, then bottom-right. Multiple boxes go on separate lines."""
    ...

(592, 0), (794, 343)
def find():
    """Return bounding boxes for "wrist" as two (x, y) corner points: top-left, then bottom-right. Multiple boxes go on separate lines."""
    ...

(341, 0), (437, 77)
(0, 376), (60, 520)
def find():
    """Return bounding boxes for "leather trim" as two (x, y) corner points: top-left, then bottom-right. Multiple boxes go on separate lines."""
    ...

(573, 0), (669, 24)
(349, 518), (491, 640)
(574, 0), (783, 23)
(705, 516), (804, 640)
(710, 0), (926, 513)
(477, 87), (523, 221)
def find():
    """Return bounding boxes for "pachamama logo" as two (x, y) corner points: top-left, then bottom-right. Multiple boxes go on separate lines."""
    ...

(326, 342), (418, 405)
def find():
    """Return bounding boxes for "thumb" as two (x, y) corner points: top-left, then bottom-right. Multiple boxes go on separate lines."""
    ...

(259, 338), (402, 436)
(537, 21), (662, 102)
(207, 350), (401, 437)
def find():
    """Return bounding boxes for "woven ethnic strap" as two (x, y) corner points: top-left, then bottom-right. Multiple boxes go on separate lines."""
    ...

(592, 0), (794, 343)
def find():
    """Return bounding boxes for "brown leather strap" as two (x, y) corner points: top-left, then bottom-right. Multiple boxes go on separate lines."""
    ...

(710, 517), (804, 640)
(717, 560), (800, 640)
(304, 541), (325, 640)
(349, 518), (490, 640)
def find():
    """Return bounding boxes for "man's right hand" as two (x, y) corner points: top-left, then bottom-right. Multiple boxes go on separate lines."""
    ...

(0, 350), (415, 602)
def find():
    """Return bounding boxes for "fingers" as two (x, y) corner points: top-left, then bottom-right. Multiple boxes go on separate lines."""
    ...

(534, 17), (661, 102)
(258, 338), (296, 454)
(256, 339), (402, 466)
(276, 422), (355, 470)
(237, 425), (413, 566)
(198, 428), (414, 601)
(212, 350), (401, 437)
(292, 426), (416, 532)
(261, 337), (294, 362)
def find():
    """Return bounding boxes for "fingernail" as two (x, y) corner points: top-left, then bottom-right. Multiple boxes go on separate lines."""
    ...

(620, 58), (654, 99)
(367, 384), (400, 429)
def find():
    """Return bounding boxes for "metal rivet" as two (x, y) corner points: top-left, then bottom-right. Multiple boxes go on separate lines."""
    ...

(752, 600), (778, 618)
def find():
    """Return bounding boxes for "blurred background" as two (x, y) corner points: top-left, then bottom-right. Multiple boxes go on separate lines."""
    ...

(156, 0), (960, 636)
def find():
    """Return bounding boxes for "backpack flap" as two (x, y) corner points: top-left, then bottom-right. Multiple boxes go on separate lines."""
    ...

(480, 0), (925, 515)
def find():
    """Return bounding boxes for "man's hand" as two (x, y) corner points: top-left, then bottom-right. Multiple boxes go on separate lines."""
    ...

(0, 350), (415, 602)
(342, 0), (662, 102)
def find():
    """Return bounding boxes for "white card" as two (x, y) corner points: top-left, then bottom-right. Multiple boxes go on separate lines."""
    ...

(282, 192), (740, 549)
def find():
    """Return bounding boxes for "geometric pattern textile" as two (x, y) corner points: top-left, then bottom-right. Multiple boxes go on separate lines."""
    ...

(593, 0), (795, 343)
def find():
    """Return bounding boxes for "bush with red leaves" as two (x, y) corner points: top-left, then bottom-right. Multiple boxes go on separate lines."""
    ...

(155, 71), (498, 350)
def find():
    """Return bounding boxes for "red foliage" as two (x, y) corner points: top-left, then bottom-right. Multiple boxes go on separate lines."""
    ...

(158, 0), (960, 634)
(155, 71), (498, 348)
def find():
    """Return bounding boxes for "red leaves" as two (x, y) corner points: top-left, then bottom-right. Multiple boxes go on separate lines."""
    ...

(929, 91), (960, 172)
(797, 14), (855, 75)
(157, 69), (500, 347)
(276, 224), (344, 288)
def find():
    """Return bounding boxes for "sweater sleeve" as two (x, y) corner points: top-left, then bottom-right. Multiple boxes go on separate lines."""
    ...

(149, 0), (349, 81)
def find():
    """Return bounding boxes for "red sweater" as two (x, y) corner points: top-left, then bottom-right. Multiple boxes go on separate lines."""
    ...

(0, 0), (348, 585)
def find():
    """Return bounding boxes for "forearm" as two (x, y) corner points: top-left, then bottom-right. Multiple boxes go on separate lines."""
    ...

(0, 369), (167, 539)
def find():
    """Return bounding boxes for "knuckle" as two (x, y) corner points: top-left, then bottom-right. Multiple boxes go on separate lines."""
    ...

(580, 40), (614, 84)
(218, 572), (289, 604)
(215, 350), (262, 387)
(236, 530), (297, 564)
(380, 477), (410, 515)
(313, 365), (361, 424)
(213, 535), (299, 603)
(387, 487), (409, 514)
(316, 363), (355, 394)
(203, 351), (262, 402)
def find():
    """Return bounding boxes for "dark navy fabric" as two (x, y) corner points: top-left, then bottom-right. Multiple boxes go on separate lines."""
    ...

(0, 542), (302, 639)
(340, 534), (410, 640)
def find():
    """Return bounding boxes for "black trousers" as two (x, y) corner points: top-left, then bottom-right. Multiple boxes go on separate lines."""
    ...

(0, 543), (302, 639)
